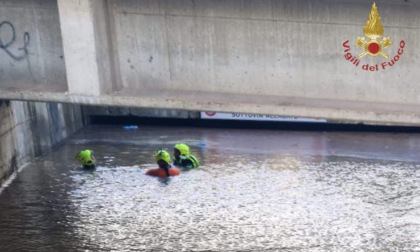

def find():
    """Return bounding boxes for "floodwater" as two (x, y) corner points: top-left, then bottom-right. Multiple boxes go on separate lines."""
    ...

(1, 125), (420, 252)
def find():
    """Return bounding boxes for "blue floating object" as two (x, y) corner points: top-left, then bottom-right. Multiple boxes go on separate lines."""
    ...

(199, 142), (206, 147)
(123, 125), (138, 130)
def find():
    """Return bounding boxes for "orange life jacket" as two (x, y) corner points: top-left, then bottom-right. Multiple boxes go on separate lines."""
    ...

(146, 167), (180, 177)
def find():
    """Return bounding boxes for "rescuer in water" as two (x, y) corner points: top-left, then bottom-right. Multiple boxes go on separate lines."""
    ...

(173, 143), (199, 168)
(146, 149), (180, 177)
(76, 149), (96, 169)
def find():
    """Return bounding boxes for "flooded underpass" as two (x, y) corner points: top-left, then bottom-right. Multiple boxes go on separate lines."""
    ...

(1, 125), (420, 251)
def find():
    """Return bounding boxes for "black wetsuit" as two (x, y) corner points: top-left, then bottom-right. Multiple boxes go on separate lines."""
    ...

(173, 158), (195, 168)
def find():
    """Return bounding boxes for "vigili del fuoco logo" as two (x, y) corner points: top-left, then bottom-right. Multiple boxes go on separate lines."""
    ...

(342, 2), (405, 72)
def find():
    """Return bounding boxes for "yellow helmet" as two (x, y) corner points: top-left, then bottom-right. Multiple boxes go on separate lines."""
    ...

(174, 143), (190, 156)
(76, 150), (95, 166)
(155, 149), (171, 164)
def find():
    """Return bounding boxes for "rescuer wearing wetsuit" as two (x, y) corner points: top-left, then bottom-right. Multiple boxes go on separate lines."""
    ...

(146, 149), (180, 177)
(173, 143), (199, 169)
(76, 149), (96, 169)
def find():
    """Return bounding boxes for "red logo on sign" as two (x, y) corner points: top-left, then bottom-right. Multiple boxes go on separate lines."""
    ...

(205, 112), (216, 116)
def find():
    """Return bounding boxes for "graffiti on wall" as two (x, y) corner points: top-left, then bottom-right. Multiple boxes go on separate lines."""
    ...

(0, 21), (30, 61)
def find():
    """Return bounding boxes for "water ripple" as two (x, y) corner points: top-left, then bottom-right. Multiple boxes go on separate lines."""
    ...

(1, 126), (420, 251)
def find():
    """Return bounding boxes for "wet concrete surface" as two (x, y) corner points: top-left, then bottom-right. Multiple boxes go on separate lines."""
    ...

(0, 125), (420, 251)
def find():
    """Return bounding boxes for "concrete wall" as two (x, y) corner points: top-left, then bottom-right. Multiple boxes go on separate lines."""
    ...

(1, 0), (420, 126)
(0, 0), (67, 92)
(0, 100), (84, 187)
(111, 0), (419, 103)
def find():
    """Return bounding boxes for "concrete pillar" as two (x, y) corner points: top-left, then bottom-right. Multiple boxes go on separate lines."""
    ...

(57, 0), (114, 96)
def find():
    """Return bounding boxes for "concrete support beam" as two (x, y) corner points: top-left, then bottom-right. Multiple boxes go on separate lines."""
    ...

(57, 0), (114, 96)
(2, 0), (420, 127)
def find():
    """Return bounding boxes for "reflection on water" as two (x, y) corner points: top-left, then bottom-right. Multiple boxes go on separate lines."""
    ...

(1, 126), (420, 251)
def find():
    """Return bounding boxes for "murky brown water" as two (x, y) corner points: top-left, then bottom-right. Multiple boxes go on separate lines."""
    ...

(1, 125), (420, 251)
